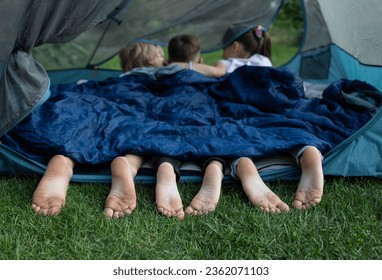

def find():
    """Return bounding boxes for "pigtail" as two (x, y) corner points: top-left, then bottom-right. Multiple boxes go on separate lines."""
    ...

(259, 30), (272, 62)
(252, 25), (272, 62)
(223, 23), (272, 61)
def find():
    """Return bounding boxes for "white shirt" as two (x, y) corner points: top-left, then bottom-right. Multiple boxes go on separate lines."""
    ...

(219, 54), (272, 73)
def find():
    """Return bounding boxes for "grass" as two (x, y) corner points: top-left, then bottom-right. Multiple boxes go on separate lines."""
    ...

(0, 175), (381, 260)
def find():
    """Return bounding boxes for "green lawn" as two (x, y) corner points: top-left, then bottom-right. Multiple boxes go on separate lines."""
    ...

(0, 176), (381, 260)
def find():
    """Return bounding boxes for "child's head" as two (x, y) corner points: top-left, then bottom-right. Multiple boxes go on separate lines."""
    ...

(221, 24), (271, 61)
(119, 42), (164, 72)
(168, 34), (202, 63)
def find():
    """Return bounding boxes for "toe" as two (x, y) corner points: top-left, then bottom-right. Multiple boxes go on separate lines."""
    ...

(49, 205), (61, 216)
(292, 200), (303, 209)
(103, 207), (115, 218)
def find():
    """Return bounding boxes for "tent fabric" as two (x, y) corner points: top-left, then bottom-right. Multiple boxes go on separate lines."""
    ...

(285, 0), (382, 91)
(0, 0), (130, 136)
(314, 0), (382, 66)
(32, 0), (285, 70)
(26, 0), (382, 93)
(323, 106), (382, 177)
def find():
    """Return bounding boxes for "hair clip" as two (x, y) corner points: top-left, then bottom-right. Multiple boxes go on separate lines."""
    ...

(255, 25), (264, 39)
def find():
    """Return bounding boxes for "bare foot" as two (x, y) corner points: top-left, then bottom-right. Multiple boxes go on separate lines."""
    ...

(155, 162), (185, 220)
(104, 155), (143, 219)
(185, 161), (223, 215)
(293, 146), (324, 210)
(31, 155), (74, 216)
(237, 157), (290, 214)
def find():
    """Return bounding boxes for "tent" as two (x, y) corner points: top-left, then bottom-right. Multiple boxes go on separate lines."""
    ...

(1, 0), (382, 183)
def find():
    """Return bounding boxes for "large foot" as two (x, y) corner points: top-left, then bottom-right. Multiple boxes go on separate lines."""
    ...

(31, 155), (74, 216)
(293, 147), (324, 210)
(185, 161), (223, 215)
(237, 157), (289, 214)
(156, 162), (185, 220)
(104, 155), (142, 219)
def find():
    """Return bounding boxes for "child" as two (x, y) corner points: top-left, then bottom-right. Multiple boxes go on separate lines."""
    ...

(222, 25), (323, 212)
(113, 42), (187, 219)
(172, 24), (271, 77)
(165, 34), (226, 216)
(119, 42), (165, 71)
(171, 25), (323, 213)
(119, 42), (186, 220)
(32, 42), (165, 218)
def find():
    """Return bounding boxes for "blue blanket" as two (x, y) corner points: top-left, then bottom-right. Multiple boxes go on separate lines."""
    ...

(1, 66), (379, 165)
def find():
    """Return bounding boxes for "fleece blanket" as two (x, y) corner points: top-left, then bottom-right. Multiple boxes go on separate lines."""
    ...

(1, 66), (380, 166)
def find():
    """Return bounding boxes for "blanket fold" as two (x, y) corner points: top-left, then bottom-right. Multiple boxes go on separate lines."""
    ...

(1, 66), (379, 165)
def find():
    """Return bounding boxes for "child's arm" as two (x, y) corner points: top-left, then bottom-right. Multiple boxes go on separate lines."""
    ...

(170, 61), (227, 78)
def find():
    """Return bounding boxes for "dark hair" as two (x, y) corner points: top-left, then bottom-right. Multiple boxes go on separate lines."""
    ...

(222, 24), (272, 61)
(168, 34), (201, 63)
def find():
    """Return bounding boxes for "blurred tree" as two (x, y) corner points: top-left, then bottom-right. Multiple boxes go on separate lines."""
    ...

(277, 0), (304, 30)
(271, 0), (303, 46)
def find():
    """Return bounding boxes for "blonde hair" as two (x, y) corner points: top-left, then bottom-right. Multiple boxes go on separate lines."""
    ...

(119, 42), (162, 72)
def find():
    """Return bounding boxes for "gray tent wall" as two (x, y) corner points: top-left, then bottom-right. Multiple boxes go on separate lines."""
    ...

(0, 0), (130, 137)
(33, 0), (285, 74)
(285, 0), (382, 91)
